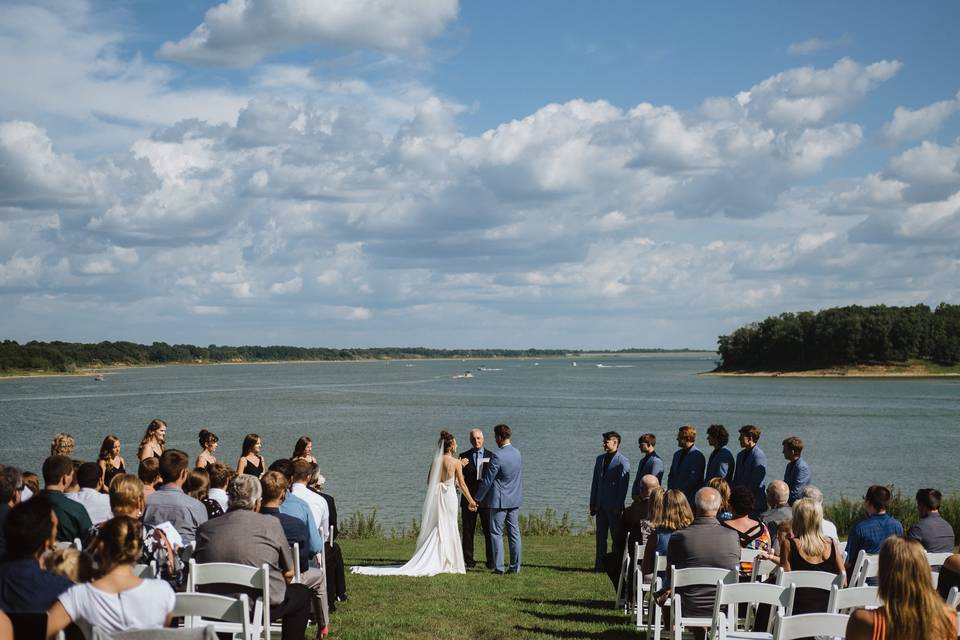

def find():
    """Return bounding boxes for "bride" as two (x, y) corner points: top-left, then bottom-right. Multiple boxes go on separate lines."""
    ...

(352, 430), (478, 576)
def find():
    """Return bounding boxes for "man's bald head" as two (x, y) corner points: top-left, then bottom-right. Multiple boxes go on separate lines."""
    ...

(634, 474), (660, 500)
(695, 487), (722, 516)
(768, 480), (789, 507)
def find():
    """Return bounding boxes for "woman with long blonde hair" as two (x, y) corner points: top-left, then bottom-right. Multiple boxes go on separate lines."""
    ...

(641, 489), (693, 577)
(776, 498), (845, 613)
(846, 536), (957, 640)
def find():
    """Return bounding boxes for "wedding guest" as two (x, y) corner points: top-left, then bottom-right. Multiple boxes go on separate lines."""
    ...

(666, 425), (706, 504)
(706, 477), (732, 521)
(846, 536), (956, 640)
(267, 460), (323, 563)
(641, 489), (694, 580)
(183, 467), (224, 519)
(800, 485), (839, 540)
(236, 433), (265, 478)
(759, 479), (792, 543)
(292, 436), (317, 465)
(40, 455), (92, 543)
(776, 498), (845, 613)
(907, 488), (955, 553)
(206, 461), (231, 513)
(732, 424), (767, 516)
(665, 487), (740, 638)
(0, 496), (73, 613)
(21, 472), (40, 501)
(43, 546), (93, 583)
(137, 457), (161, 498)
(705, 424), (735, 484)
(631, 433), (664, 496)
(459, 428), (493, 570)
(97, 435), (127, 489)
(290, 460), (328, 546)
(66, 462), (111, 525)
(195, 429), (219, 468)
(0, 465), (23, 559)
(137, 418), (166, 461)
(46, 516), (175, 638)
(590, 431), (631, 571)
(260, 471), (330, 636)
(845, 485), (904, 577)
(604, 475), (660, 591)
(50, 433), (76, 457)
(314, 474), (347, 606)
(195, 474), (314, 640)
(721, 486), (771, 577)
(782, 436), (811, 505)
(143, 449), (208, 544)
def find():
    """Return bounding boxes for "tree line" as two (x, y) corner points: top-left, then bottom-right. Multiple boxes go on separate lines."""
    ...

(717, 303), (960, 371)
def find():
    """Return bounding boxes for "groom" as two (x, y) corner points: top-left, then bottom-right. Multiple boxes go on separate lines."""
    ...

(459, 428), (494, 569)
(473, 423), (522, 574)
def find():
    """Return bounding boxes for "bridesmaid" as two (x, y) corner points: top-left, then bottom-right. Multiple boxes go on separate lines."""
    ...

(137, 419), (166, 461)
(236, 433), (264, 478)
(291, 436), (317, 465)
(98, 435), (126, 489)
(195, 429), (219, 468)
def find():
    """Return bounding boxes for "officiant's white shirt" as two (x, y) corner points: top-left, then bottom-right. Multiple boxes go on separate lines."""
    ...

(291, 482), (330, 544)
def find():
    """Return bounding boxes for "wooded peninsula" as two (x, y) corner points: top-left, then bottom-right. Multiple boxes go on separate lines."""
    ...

(715, 303), (960, 373)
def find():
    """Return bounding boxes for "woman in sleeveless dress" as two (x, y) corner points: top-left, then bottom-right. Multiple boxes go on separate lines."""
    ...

(236, 433), (265, 478)
(846, 536), (956, 640)
(137, 419), (166, 461)
(775, 498), (845, 613)
(721, 486), (771, 578)
(291, 436), (318, 465)
(195, 429), (219, 468)
(352, 430), (478, 576)
(98, 435), (126, 489)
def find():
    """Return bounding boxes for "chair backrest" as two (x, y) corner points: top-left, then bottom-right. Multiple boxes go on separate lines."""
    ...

(858, 555), (879, 586)
(947, 586), (960, 609)
(773, 612), (849, 640)
(928, 552), (953, 567)
(750, 558), (780, 583)
(671, 566), (737, 589)
(827, 584), (881, 613)
(188, 559), (266, 591)
(740, 548), (763, 564)
(712, 581), (795, 633)
(134, 561), (158, 579)
(850, 550), (877, 587)
(172, 592), (251, 637)
(89, 626), (217, 640)
(777, 569), (844, 591)
(291, 542), (301, 583)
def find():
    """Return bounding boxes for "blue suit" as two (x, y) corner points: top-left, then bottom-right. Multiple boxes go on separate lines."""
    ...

(732, 445), (768, 515)
(590, 451), (630, 570)
(632, 452), (665, 497)
(474, 443), (523, 573)
(667, 446), (706, 504)
(784, 457), (811, 505)
(705, 447), (735, 484)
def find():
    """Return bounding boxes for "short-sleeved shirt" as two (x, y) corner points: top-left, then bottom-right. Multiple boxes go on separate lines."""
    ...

(59, 579), (174, 638)
(908, 512), (956, 554)
(0, 558), (73, 613)
(43, 490), (93, 543)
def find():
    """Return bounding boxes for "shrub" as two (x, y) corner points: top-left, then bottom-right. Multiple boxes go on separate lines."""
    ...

(519, 508), (575, 536)
(339, 509), (385, 539)
(825, 489), (960, 540)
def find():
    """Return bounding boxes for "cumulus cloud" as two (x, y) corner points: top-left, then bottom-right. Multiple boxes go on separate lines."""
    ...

(787, 34), (853, 56)
(158, 0), (459, 67)
(0, 121), (93, 210)
(880, 92), (960, 143)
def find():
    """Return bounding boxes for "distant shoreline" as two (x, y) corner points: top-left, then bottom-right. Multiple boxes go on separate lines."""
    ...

(703, 362), (960, 378)
(0, 350), (717, 380)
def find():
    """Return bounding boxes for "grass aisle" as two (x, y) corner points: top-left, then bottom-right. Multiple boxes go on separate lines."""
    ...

(328, 535), (638, 639)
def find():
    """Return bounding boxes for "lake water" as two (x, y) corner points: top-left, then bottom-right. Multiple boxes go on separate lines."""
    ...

(1, 355), (958, 527)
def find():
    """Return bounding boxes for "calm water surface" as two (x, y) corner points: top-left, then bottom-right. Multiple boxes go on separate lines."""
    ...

(1, 355), (958, 527)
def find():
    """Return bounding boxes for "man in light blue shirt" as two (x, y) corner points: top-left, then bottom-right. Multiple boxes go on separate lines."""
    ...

(268, 459), (323, 558)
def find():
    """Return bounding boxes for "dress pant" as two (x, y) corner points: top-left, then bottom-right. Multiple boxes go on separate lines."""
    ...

(300, 566), (329, 628)
(324, 541), (347, 607)
(461, 505), (493, 568)
(489, 508), (521, 573)
(594, 506), (622, 570)
(269, 583), (313, 640)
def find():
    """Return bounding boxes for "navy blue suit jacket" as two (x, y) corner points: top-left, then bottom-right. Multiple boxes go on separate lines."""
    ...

(705, 447), (735, 484)
(631, 452), (664, 497)
(591, 450), (630, 510)
(667, 446), (706, 503)
(732, 445), (768, 514)
(784, 457), (811, 505)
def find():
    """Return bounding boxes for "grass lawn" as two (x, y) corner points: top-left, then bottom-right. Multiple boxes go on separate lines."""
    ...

(324, 535), (637, 639)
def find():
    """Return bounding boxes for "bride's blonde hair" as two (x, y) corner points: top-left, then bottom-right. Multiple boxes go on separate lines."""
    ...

(438, 430), (455, 453)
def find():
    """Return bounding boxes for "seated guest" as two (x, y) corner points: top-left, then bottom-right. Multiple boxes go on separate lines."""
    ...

(0, 496), (73, 612)
(706, 477), (732, 521)
(844, 485), (904, 578)
(908, 488), (955, 553)
(195, 474), (314, 640)
(604, 476), (661, 593)
(47, 516), (175, 639)
(759, 480), (792, 544)
(0, 465), (23, 560)
(67, 462), (112, 526)
(267, 460), (323, 564)
(776, 498), (845, 613)
(846, 536), (956, 640)
(641, 489), (693, 582)
(290, 461), (329, 547)
(260, 471), (329, 635)
(206, 462), (231, 513)
(183, 467), (224, 519)
(665, 487), (741, 640)
(314, 474), (348, 607)
(43, 546), (93, 583)
(137, 458), (161, 498)
(800, 485), (839, 540)
(109, 474), (183, 588)
(781, 436), (810, 505)
(143, 449), (208, 544)
(40, 455), (93, 543)
(21, 472), (40, 502)
(721, 486), (771, 577)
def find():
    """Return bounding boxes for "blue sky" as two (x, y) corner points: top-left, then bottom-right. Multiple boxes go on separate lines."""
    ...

(1, 0), (959, 349)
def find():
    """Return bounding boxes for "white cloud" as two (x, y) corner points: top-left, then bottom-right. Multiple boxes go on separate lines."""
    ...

(269, 276), (303, 294)
(880, 92), (960, 143)
(787, 34), (853, 56)
(158, 0), (459, 67)
(0, 120), (93, 209)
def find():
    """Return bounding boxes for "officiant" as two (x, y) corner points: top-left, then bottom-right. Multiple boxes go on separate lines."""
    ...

(459, 428), (494, 569)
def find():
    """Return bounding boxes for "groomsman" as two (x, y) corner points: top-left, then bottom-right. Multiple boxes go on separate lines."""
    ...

(459, 429), (494, 569)
(631, 433), (664, 498)
(705, 424), (735, 483)
(589, 431), (631, 572)
(782, 436), (811, 505)
(732, 424), (767, 516)
(667, 425), (706, 504)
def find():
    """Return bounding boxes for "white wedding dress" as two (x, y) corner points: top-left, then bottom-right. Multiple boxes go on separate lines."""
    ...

(352, 447), (466, 576)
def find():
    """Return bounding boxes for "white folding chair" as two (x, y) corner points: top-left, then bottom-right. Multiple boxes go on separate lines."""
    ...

(173, 592), (252, 640)
(188, 559), (273, 640)
(946, 586), (960, 609)
(625, 541), (645, 615)
(614, 533), (632, 611)
(849, 550), (877, 587)
(669, 566), (738, 640)
(642, 552), (669, 636)
(750, 559), (779, 583)
(826, 584), (880, 614)
(73, 537), (82, 550)
(740, 548), (763, 565)
(855, 555), (879, 587)
(777, 570), (844, 593)
(837, 540), (847, 560)
(709, 580), (795, 640)
(133, 561), (157, 579)
(928, 552), (953, 568)
(772, 612), (849, 640)
(291, 543), (301, 584)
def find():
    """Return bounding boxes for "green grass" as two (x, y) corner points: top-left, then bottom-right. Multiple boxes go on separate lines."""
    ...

(323, 535), (635, 639)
